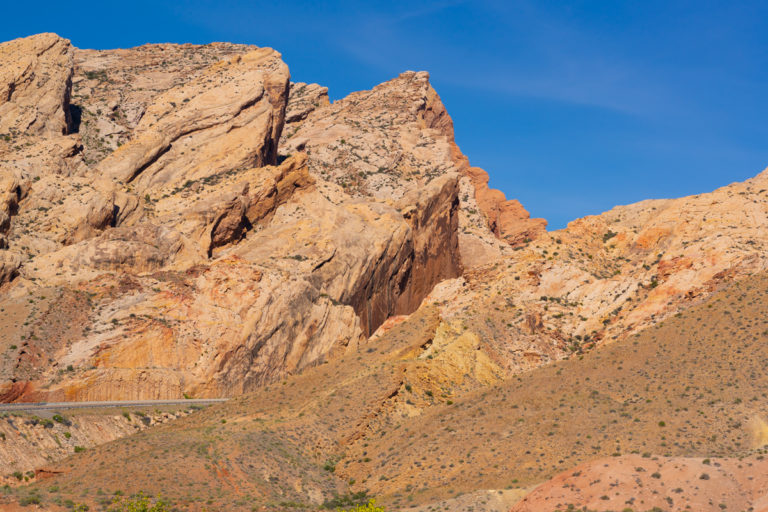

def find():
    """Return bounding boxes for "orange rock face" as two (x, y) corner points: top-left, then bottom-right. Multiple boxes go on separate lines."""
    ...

(464, 166), (547, 246)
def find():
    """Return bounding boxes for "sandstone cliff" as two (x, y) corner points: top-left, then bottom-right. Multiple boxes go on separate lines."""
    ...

(0, 34), (476, 401)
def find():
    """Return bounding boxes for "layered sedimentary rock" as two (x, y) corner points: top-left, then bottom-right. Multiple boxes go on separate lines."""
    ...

(280, 70), (544, 267)
(412, 165), (768, 382)
(3, 31), (768, 409)
(0, 35), (468, 401)
(0, 33), (73, 137)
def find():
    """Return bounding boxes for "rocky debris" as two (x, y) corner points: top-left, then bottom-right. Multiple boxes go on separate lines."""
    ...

(0, 33), (73, 138)
(510, 455), (768, 512)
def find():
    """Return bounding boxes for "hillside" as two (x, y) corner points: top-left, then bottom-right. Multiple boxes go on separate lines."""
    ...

(2, 31), (768, 512)
(4, 271), (766, 510)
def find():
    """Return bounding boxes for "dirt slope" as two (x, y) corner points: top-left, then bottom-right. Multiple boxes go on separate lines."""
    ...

(4, 272), (766, 510)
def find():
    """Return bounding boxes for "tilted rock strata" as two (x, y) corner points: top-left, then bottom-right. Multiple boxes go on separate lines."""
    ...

(97, 48), (289, 191)
(280, 70), (543, 263)
(0, 33), (73, 138)
(0, 35), (466, 401)
(72, 42), (256, 165)
(416, 165), (768, 380)
(0, 410), (191, 477)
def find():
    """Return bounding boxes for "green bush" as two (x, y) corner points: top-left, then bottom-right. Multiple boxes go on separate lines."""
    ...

(53, 414), (70, 425)
(322, 492), (374, 509)
(19, 495), (41, 506)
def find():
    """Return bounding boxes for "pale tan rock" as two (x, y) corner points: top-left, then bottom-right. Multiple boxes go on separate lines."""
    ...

(96, 48), (289, 192)
(0, 33), (73, 137)
(284, 82), (329, 124)
(0, 252), (19, 285)
(281, 70), (535, 266)
(414, 165), (768, 381)
(0, 56), (465, 400)
(142, 153), (315, 258)
(72, 42), (257, 165)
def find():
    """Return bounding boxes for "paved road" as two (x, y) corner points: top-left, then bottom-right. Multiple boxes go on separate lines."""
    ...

(0, 398), (228, 412)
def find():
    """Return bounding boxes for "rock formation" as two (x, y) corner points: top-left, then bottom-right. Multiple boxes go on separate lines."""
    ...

(0, 35), (477, 401)
(2, 30), (768, 512)
(0, 33), (73, 138)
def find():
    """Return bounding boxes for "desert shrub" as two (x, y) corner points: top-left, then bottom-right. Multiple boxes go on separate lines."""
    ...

(53, 414), (70, 425)
(321, 491), (374, 509)
(108, 492), (169, 512)
(19, 495), (41, 506)
(336, 499), (384, 512)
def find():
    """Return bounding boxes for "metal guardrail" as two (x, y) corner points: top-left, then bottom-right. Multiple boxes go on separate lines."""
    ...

(0, 398), (228, 412)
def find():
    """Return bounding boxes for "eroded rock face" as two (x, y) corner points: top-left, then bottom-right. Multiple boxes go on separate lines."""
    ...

(0, 33), (73, 138)
(3, 31), (767, 407)
(464, 166), (547, 246)
(72, 42), (256, 165)
(410, 165), (768, 383)
(96, 48), (289, 190)
(0, 35), (468, 401)
(280, 70), (540, 266)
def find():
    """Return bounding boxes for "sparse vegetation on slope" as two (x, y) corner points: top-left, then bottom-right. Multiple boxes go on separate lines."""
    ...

(4, 273), (766, 510)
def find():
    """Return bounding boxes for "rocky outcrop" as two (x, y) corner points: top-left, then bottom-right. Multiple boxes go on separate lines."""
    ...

(414, 164), (768, 384)
(284, 82), (329, 124)
(0, 253), (19, 286)
(464, 166), (547, 246)
(0, 33), (73, 138)
(0, 35), (467, 401)
(72, 42), (256, 165)
(280, 70), (544, 263)
(0, 409), (194, 478)
(97, 48), (289, 191)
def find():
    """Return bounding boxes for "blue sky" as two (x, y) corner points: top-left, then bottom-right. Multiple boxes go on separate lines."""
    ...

(5, 1), (768, 228)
